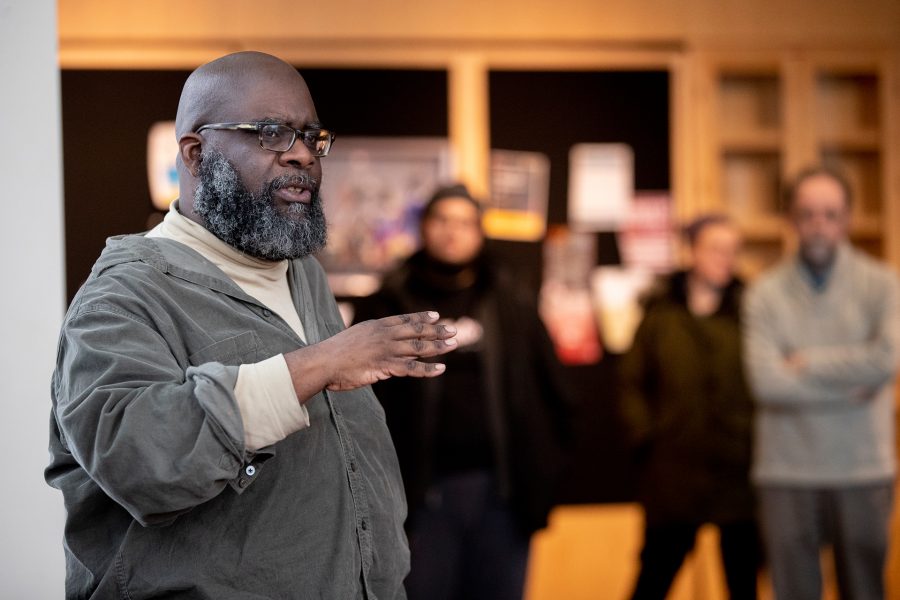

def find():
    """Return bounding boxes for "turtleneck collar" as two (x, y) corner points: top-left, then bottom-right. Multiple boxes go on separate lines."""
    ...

(407, 249), (489, 293)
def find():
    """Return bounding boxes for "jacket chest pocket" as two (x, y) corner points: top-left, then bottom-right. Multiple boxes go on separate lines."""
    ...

(188, 331), (264, 366)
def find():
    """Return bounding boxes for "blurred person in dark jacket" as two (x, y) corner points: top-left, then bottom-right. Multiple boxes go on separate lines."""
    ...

(620, 214), (759, 600)
(354, 183), (573, 600)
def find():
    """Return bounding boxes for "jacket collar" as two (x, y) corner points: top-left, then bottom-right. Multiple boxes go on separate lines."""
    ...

(645, 270), (743, 318)
(95, 234), (271, 307)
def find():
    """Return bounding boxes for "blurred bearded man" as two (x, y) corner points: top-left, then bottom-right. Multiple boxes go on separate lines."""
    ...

(744, 166), (899, 600)
(46, 51), (458, 600)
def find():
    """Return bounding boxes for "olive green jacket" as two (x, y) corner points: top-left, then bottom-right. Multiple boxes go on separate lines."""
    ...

(47, 235), (409, 599)
(620, 272), (755, 524)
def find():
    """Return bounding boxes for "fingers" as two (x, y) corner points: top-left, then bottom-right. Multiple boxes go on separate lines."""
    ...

(388, 358), (447, 378)
(348, 311), (458, 381)
(379, 312), (457, 341)
(379, 310), (439, 328)
(404, 337), (457, 358)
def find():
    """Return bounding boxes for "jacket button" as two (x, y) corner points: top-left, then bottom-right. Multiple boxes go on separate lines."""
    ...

(350, 461), (357, 472)
(361, 519), (368, 531)
(262, 309), (272, 318)
(238, 478), (248, 488)
(245, 465), (256, 477)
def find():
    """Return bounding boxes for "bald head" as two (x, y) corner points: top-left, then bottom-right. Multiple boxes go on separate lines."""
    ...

(175, 51), (310, 139)
(173, 50), (327, 260)
(174, 50), (322, 195)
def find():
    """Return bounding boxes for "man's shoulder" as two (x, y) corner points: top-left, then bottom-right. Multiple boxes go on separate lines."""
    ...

(93, 233), (207, 276)
(71, 235), (205, 315)
(82, 235), (162, 288)
(845, 245), (898, 286)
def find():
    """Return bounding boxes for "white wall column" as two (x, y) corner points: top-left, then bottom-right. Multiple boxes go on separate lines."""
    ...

(0, 0), (67, 595)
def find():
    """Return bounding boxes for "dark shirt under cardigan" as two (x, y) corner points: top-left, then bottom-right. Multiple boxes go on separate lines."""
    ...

(355, 250), (573, 535)
(47, 235), (409, 599)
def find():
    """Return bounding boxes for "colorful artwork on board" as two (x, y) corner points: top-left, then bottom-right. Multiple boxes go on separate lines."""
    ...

(316, 137), (453, 296)
(147, 121), (179, 212)
(484, 149), (550, 242)
(539, 226), (603, 365)
(618, 191), (674, 273)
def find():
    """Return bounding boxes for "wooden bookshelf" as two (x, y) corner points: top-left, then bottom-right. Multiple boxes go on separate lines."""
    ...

(694, 50), (897, 275)
(815, 67), (886, 253)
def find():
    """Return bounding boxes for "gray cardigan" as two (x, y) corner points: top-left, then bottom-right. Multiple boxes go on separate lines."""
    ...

(46, 235), (409, 599)
(743, 243), (899, 486)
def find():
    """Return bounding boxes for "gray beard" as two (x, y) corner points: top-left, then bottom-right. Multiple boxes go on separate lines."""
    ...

(192, 150), (327, 261)
(799, 239), (838, 273)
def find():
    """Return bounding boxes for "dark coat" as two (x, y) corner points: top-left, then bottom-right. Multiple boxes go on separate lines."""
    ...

(354, 250), (574, 534)
(619, 271), (755, 525)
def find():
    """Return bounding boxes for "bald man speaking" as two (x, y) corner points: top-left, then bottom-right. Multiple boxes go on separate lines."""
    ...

(46, 52), (457, 599)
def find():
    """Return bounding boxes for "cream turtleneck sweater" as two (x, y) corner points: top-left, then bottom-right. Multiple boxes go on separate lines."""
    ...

(147, 204), (309, 451)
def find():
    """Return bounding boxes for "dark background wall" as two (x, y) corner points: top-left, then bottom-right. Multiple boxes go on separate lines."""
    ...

(487, 70), (670, 294)
(490, 70), (670, 219)
(62, 70), (188, 300)
(61, 68), (449, 301)
(488, 70), (669, 503)
(61, 67), (670, 504)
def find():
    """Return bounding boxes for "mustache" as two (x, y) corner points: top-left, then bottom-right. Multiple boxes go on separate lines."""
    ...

(267, 173), (320, 194)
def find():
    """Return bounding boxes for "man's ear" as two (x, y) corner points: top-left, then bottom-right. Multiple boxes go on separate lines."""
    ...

(178, 133), (203, 178)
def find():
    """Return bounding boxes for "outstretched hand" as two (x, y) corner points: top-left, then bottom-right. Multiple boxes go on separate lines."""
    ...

(284, 311), (458, 399)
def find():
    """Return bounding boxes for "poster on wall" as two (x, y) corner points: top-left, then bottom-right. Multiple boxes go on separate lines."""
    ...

(539, 226), (603, 365)
(618, 191), (674, 273)
(568, 143), (633, 232)
(484, 149), (550, 242)
(317, 137), (453, 297)
(588, 192), (671, 355)
(147, 121), (179, 225)
(590, 266), (655, 354)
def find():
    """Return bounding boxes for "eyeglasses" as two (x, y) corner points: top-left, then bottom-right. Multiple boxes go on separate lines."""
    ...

(195, 122), (336, 157)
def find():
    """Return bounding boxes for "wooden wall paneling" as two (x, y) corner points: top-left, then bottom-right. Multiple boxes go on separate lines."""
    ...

(885, 51), (900, 270)
(670, 52), (697, 227)
(448, 53), (490, 197)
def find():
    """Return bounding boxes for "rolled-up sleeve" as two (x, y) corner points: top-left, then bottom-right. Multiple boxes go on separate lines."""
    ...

(54, 304), (246, 527)
(235, 354), (310, 451)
